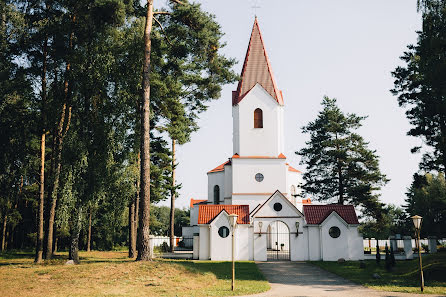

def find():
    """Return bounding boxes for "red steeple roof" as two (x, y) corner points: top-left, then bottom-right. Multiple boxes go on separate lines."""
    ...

(232, 18), (283, 106)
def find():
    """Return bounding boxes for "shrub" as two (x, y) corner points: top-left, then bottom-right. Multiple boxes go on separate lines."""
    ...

(385, 243), (392, 271)
(376, 241), (381, 264)
(390, 245), (396, 267)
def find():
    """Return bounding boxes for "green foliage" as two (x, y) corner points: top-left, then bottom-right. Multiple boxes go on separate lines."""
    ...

(297, 96), (388, 218)
(150, 205), (190, 236)
(405, 173), (446, 237)
(391, 2), (446, 172)
(359, 204), (410, 238)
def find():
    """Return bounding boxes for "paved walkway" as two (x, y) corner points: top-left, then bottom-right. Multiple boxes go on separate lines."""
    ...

(243, 262), (441, 297)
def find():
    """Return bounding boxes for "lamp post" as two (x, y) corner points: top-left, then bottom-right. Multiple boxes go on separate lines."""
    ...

(411, 215), (424, 292)
(228, 214), (238, 291)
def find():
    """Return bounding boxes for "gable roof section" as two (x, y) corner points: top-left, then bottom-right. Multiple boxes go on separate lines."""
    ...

(251, 190), (304, 218)
(208, 160), (231, 173)
(232, 18), (283, 106)
(190, 199), (207, 208)
(198, 205), (250, 225)
(288, 165), (301, 173)
(303, 205), (359, 225)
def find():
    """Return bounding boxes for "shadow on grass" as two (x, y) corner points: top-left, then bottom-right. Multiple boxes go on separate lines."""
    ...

(164, 260), (267, 281)
(312, 251), (446, 289)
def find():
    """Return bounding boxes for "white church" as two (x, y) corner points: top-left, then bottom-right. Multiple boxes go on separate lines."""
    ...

(182, 18), (364, 262)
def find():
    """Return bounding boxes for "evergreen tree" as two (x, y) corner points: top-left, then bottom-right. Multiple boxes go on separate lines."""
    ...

(297, 97), (388, 218)
(391, 2), (446, 172)
(405, 173), (446, 237)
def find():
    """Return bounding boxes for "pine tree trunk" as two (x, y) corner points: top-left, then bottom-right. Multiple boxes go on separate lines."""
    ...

(1, 214), (7, 252)
(169, 139), (176, 252)
(136, 0), (154, 261)
(35, 133), (45, 263)
(129, 197), (136, 257)
(87, 208), (92, 252)
(134, 153), (140, 254)
(69, 207), (81, 264)
(45, 17), (74, 260)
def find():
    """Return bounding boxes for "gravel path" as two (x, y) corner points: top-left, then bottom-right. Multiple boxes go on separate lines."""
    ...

(241, 261), (442, 297)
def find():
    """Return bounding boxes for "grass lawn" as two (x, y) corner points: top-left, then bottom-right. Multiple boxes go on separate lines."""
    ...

(0, 250), (269, 297)
(312, 251), (446, 295)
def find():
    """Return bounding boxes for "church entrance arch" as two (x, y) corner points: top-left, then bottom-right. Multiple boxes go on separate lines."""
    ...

(266, 220), (290, 261)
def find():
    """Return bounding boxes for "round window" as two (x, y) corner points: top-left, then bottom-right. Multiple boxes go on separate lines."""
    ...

(273, 203), (282, 211)
(255, 173), (264, 182)
(218, 226), (230, 238)
(329, 226), (341, 238)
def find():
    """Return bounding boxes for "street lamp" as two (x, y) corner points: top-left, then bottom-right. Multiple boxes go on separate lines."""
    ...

(411, 215), (424, 292)
(228, 214), (238, 292)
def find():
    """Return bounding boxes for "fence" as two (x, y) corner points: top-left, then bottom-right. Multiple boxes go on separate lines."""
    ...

(151, 236), (194, 252)
(363, 238), (432, 254)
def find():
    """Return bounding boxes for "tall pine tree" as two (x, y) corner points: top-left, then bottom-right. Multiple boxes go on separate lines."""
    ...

(297, 97), (388, 218)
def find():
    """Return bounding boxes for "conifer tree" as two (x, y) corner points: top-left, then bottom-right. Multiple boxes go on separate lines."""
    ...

(391, 1), (446, 173)
(297, 97), (388, 218)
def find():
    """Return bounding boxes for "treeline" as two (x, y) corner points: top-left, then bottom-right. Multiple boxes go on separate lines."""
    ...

(0, 0), (237, 260)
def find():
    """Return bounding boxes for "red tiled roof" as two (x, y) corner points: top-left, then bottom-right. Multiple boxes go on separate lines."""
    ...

(190, 199), (207, 209)
(208, 160), (231, 173)
(303, 204), (359, 225)
(232, 18), (283, 106)
(278, 153), (286, 159)
(288, 165), (301, 173)
(198, 205), (250, 225)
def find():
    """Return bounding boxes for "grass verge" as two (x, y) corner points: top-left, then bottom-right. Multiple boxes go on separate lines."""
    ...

(312, 251), (446, 295)
(0, 250), (269, 297)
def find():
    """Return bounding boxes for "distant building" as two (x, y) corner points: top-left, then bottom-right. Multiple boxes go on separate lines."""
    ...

(182, 18), (363, 261)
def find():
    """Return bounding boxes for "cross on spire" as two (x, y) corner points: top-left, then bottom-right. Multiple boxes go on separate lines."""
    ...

(251, 0), (261, 17)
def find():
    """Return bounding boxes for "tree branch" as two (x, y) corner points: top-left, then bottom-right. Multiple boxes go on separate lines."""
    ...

(153, 17), (172, 46)
(169, 0), (186, 5)
(154, 11), (171, 15)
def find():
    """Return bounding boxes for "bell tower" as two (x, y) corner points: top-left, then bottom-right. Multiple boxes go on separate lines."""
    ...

(232, 18), (284, 157)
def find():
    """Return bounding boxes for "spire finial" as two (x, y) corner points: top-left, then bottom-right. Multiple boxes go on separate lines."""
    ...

(251, 0), (260, 18)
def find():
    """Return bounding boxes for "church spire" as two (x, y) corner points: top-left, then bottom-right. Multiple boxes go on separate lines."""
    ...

(232, 18), (283, 106)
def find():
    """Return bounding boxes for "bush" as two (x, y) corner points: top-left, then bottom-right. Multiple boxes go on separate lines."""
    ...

(385, 243), (392, 271)
(390, 245), (396, 267)
(376, 242), (381, 264)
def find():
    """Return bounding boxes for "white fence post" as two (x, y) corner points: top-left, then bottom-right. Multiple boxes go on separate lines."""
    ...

(403, 236), (413, 259)
(428, 236), (437, 253)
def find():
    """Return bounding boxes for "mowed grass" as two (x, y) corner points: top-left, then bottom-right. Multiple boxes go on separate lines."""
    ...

(0, 250), (269, 297)
(312, 251), (446, 295)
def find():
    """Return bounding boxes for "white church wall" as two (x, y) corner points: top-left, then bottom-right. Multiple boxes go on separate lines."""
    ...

(190, 206), (199, 226)
(223, 164), (232, 201)
(234, 84), (284, 157)
(307, 226), (321, 261)
(207, 171), (225, 204)
(235, 225), (251, 260)
(348, 226), (365, 260)
(321, 213), (349, 261)
(232, 105), (240, 154)
(253, 231), (267, 261)
(198, 226), (210, 260)
(285, 170), (300, 202)
(232, 194), (268, 211)
(209, 213), (232, 261)
(232, 158), (287, 196)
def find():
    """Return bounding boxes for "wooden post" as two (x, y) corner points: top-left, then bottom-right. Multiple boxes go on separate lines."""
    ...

(417, 230), (424, 292)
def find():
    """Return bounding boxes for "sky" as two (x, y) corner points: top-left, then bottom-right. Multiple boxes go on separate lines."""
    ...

(157, 0), (423, 209)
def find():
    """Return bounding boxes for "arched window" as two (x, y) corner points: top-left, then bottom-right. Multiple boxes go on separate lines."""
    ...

(254, 108), (263, 128)
(213, 185), (220, 205)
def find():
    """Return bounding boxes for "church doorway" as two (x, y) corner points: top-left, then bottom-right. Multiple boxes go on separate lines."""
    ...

(266, 221), (290, 261)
